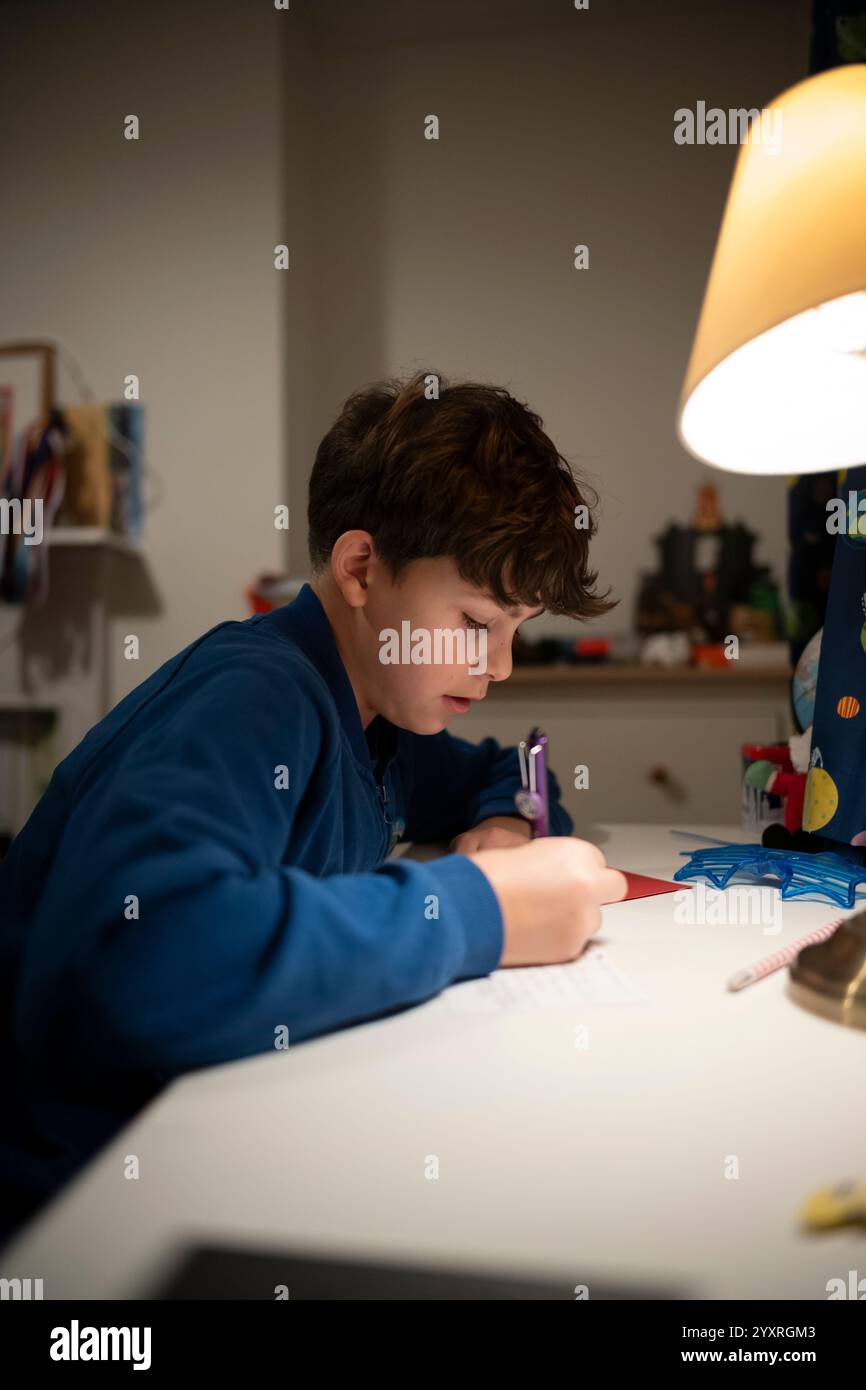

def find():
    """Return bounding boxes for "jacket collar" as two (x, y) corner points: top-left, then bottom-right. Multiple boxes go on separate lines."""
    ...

(259, 582), (398, 772)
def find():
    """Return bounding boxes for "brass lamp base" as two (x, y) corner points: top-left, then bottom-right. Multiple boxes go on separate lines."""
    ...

(787, 911), (866, 1029)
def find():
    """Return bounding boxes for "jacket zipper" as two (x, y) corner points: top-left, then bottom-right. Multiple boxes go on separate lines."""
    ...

(375, 765), (392, 852)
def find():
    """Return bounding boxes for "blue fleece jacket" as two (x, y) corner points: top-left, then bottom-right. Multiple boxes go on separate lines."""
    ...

(0, 582), (572, 1236)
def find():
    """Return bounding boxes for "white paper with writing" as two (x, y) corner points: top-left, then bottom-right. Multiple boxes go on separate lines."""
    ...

(445, 945), (647, 1014)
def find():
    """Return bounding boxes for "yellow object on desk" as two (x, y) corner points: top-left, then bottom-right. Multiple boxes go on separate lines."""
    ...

(800, 1179), (866, 1232)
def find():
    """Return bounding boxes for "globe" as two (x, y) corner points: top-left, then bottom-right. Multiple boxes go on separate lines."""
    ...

(793, 628), (822, 732)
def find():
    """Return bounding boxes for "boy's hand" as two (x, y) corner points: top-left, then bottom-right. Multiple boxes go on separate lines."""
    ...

(449, 815), (532, 855)
(466, 836), (628, 967)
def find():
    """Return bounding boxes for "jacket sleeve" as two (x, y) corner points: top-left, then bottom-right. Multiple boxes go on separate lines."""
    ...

(13, 661), (503, 1080)
(401, 728), (574, 843)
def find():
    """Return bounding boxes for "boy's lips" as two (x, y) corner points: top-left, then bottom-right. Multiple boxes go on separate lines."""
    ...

(442, 692), (486, 713)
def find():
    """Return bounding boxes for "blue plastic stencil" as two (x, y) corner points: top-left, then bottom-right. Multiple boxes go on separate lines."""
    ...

(672, 844), (866, 909)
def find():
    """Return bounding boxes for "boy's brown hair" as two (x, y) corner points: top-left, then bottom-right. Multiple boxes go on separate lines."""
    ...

(307, 369), (615, 620)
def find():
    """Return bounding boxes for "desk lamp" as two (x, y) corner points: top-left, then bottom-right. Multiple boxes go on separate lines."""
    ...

(677, 65), (866, 1028)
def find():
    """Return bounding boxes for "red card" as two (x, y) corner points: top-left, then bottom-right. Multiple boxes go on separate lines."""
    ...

(607, 869), (689, 903)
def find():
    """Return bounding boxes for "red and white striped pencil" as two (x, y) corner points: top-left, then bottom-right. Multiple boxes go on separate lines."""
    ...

(726, 919), (844, 992)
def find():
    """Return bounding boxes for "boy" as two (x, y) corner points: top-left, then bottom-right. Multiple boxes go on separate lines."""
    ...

(0, 370), (625, 1241)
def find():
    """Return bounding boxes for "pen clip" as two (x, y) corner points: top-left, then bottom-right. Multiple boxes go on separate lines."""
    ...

(518, 740), (529, 789)
(515, 729), (550, 837)
(528, 744), (541, 794)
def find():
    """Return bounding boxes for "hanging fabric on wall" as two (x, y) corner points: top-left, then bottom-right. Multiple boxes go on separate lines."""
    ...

(0, 409), (69, 603)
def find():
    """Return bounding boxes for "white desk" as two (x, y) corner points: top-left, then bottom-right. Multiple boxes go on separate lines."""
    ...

(3, 824), (864, 1299)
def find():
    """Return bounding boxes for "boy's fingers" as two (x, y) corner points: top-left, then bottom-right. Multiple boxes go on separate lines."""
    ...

(597, 867), (629, 904)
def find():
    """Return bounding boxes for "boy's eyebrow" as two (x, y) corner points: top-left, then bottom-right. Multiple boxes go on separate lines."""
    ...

(471, 592), (545, 620)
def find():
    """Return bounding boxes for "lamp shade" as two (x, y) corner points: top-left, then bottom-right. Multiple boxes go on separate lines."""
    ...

(677, 65), (866, 475)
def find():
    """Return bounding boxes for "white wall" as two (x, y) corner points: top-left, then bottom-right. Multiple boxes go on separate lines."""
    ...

(0, 0), (290, 722)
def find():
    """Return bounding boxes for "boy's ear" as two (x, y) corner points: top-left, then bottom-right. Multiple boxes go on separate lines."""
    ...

(330, 530), (377, 607)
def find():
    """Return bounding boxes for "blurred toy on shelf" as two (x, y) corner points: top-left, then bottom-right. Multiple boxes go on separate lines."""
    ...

(635, 483), (784, 658)
(640, 631), (691, 668)
(245, 573), (305, 615)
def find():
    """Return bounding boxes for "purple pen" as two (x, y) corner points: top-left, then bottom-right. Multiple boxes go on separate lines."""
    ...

(514, 728), (550, 837)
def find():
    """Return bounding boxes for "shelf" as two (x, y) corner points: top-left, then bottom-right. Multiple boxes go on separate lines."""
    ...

(47, 526), (141, 553)
(501, 662), (791, 686)
(0, 696), (58, 713)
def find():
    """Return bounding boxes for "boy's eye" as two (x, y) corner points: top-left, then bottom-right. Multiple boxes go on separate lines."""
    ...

(462, 612), (488, 632)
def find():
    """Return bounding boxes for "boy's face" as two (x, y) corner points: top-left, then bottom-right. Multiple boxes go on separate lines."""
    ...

(342, 553), (543, 735)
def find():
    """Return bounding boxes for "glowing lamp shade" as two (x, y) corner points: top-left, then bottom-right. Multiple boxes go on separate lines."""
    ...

(677, 65), (866, 476)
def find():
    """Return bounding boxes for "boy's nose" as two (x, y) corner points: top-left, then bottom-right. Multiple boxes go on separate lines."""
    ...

(483, 643), (512, 682)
